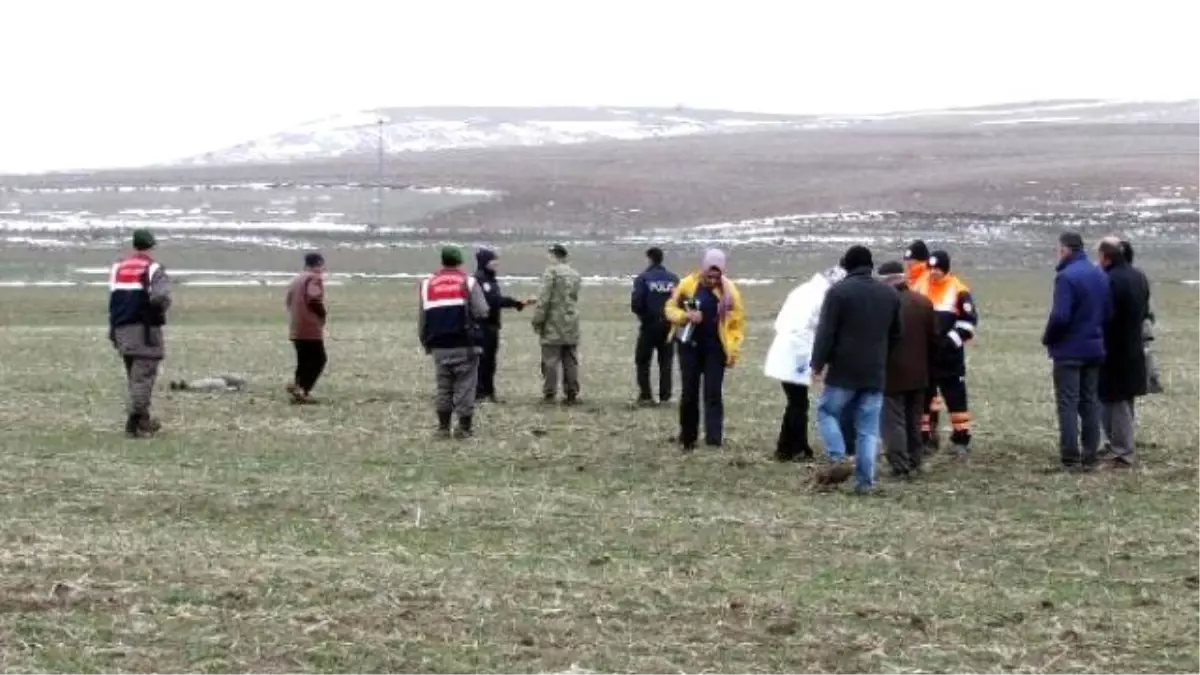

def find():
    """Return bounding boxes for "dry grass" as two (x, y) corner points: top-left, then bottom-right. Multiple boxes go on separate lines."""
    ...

(0, 273), (1196, 673)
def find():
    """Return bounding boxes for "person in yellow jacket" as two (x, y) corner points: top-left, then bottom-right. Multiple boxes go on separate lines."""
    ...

(664, 248), (745, 453)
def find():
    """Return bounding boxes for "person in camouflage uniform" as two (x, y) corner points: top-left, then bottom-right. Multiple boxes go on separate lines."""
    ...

(532, 244), (583, 404)
(108, 229), (172, 438)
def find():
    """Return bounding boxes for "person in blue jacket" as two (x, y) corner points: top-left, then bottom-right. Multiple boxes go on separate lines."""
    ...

(631, 247), (680, 405)
(1042, 232), (1113, 471)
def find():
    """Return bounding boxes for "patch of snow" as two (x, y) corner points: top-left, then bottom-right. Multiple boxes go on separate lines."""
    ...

(976, 116), (1083, 126)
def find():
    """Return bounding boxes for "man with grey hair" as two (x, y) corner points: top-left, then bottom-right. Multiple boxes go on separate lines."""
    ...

(1097, 235), (1150, 468)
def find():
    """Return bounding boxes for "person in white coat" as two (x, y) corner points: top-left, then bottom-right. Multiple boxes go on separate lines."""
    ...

(764, 265), (853, 462)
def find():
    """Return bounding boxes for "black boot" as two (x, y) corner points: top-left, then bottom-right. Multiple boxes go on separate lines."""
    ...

(435, 411), (452, 439)
(455, 415), (474, 439)
(125, 413), (142, 438)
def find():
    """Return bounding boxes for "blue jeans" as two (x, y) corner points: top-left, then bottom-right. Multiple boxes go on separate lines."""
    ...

(817, 385), (884, 488)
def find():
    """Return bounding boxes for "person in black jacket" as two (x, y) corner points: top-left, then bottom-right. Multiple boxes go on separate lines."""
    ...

(811, 246), (902, 494)
(631, 247), (680, 405)
(473, 248), (535, 403)
(1097, 236), (1150, 468)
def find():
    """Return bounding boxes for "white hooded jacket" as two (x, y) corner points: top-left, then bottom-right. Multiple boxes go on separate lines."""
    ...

(763, 267), (846, 386)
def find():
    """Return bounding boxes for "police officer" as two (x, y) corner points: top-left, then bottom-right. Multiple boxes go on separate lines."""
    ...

(631, 247), (680, 406)
(473, 248), (535, 404)
(108, 228), (172, 438)
(418, 246), (490, 439)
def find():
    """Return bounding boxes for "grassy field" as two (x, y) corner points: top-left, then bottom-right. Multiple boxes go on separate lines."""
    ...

(0, 273), (1197, 673)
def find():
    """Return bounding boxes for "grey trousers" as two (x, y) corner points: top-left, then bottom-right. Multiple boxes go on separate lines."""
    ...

(123, 355), (160, 416)
(541, 344), (580, 398)
(432, 348), (479, 419)
(1053, 361), (1102, 466)
(1102, 400), (1136, 463)
(883, 390), (925, 474)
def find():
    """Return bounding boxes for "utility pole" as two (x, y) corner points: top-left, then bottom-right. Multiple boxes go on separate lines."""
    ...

(375, 117), (385, 227)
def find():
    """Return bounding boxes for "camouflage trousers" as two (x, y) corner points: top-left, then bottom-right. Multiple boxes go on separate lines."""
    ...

(432, 347), (479, 419)
(540, 344), (580, 399)
(123, 355), (160, 416)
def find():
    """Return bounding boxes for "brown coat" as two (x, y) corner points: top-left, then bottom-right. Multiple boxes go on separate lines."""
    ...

(885, 285), (938, 395)
(286, 271), (326, 340)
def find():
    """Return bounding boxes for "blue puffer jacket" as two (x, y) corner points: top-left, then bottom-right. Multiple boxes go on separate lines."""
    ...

(1042, 250), (1112, 363)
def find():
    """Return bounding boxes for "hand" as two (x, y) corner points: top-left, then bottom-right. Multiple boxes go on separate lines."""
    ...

(524, 297), (538, 305)
(686, 310), (703, 324)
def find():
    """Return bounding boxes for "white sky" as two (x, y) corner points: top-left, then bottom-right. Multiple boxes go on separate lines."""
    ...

(2, 0), (1196, 173)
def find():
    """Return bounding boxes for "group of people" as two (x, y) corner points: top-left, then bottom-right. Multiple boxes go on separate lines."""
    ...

(107, 228), (1162, 492)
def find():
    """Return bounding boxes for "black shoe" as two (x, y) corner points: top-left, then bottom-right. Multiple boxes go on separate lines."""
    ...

(635, 397), (657, 408)
(680, 442), (697, 454)
(705, 440), (723, 449)
(454, 416), (474, 439)
(124, 414), (141, 438)
(436, 411), (452, 438)
(541, 395), (556, 405)
(563, 396), (580, 406)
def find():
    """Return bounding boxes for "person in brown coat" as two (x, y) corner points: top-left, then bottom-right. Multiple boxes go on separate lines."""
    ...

(285, 252), (328, 403)
(877, 261), (939, 478)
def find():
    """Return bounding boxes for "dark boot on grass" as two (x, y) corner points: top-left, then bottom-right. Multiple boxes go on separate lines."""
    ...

(454, 416), (474, 440)
(434, 411), (452, 439)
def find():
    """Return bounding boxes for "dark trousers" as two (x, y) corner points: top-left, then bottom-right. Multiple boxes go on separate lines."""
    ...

(884, 390), (925, 474)
(1053, 360), (1102, 466)
(923, 375), (971, 448)
(777, 383), (813, 459)
(292, 339), (327, 394)
(678, 342), (726, 446)
(635, 323), (674, 401)
(477, 326), (500, 398)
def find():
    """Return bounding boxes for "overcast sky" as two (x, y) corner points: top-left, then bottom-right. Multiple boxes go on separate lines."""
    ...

(2, 0), (1196, 173)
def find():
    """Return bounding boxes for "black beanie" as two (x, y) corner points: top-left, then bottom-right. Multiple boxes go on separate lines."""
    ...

(929, 250), (951, 273)
(904, 240), (930, 262)
(841, 245), (874, 271)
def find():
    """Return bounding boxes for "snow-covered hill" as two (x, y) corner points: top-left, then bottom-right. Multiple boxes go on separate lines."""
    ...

(176, 100), (1198, 167)
(177, 107), (814, 167)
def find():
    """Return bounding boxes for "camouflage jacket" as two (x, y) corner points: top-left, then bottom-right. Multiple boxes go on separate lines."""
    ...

(531, 262), (582, 345)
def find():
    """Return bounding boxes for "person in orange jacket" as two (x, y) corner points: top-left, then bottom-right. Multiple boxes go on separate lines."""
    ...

(904, 239), (932, 295)
(920, 250), (979, 458)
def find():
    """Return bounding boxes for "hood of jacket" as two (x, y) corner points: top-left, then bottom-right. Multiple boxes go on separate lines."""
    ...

(476, 249), (498, 278)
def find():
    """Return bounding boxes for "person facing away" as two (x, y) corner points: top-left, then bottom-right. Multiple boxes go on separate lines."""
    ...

(664, 248), (746, 453)
(531, 244), (584, 404)
(285, 252), (328, 404)
(631, 246), (680, 406)
(1042, 231), (1112, 471)
(109, 228), (172, 438)
(876, 261), (939, 479)
(1097, 236), (1150, 469)
(473, 248), (535, 404)
(1119, 239), (1163, 396)
(903, 239), (932, 295)
(811, 245), (902, 494)
(919, 250), (979, 459)
(762, 263), (849, 462)
(418, 246), (490, 438)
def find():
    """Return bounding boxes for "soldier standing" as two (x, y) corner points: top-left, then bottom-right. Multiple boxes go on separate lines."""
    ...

(418, 246), (490, 438)
(108, 228), (172, 438)
(532, 244), (583, 404)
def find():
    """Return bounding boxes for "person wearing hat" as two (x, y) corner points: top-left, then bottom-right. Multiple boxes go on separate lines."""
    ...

(664, 248), (746, 452)
(531, 244), (583, 404)
(285, 252), (329, 404)
(108, 228), (172, 438)
(631, 246), (680, 406)
(877, 260), (939, 478)
(903, 240), (932, 295)
(810, 245), (901, 494)
(920, 249), (979, 459)
(473, 248), (537, 404)
(419, 245), (491, 438)
(1042, 232), (1110, 470)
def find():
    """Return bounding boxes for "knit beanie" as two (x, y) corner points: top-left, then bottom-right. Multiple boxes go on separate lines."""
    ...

(904, 240), (930, 262)
(929, 250), (951, 273)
